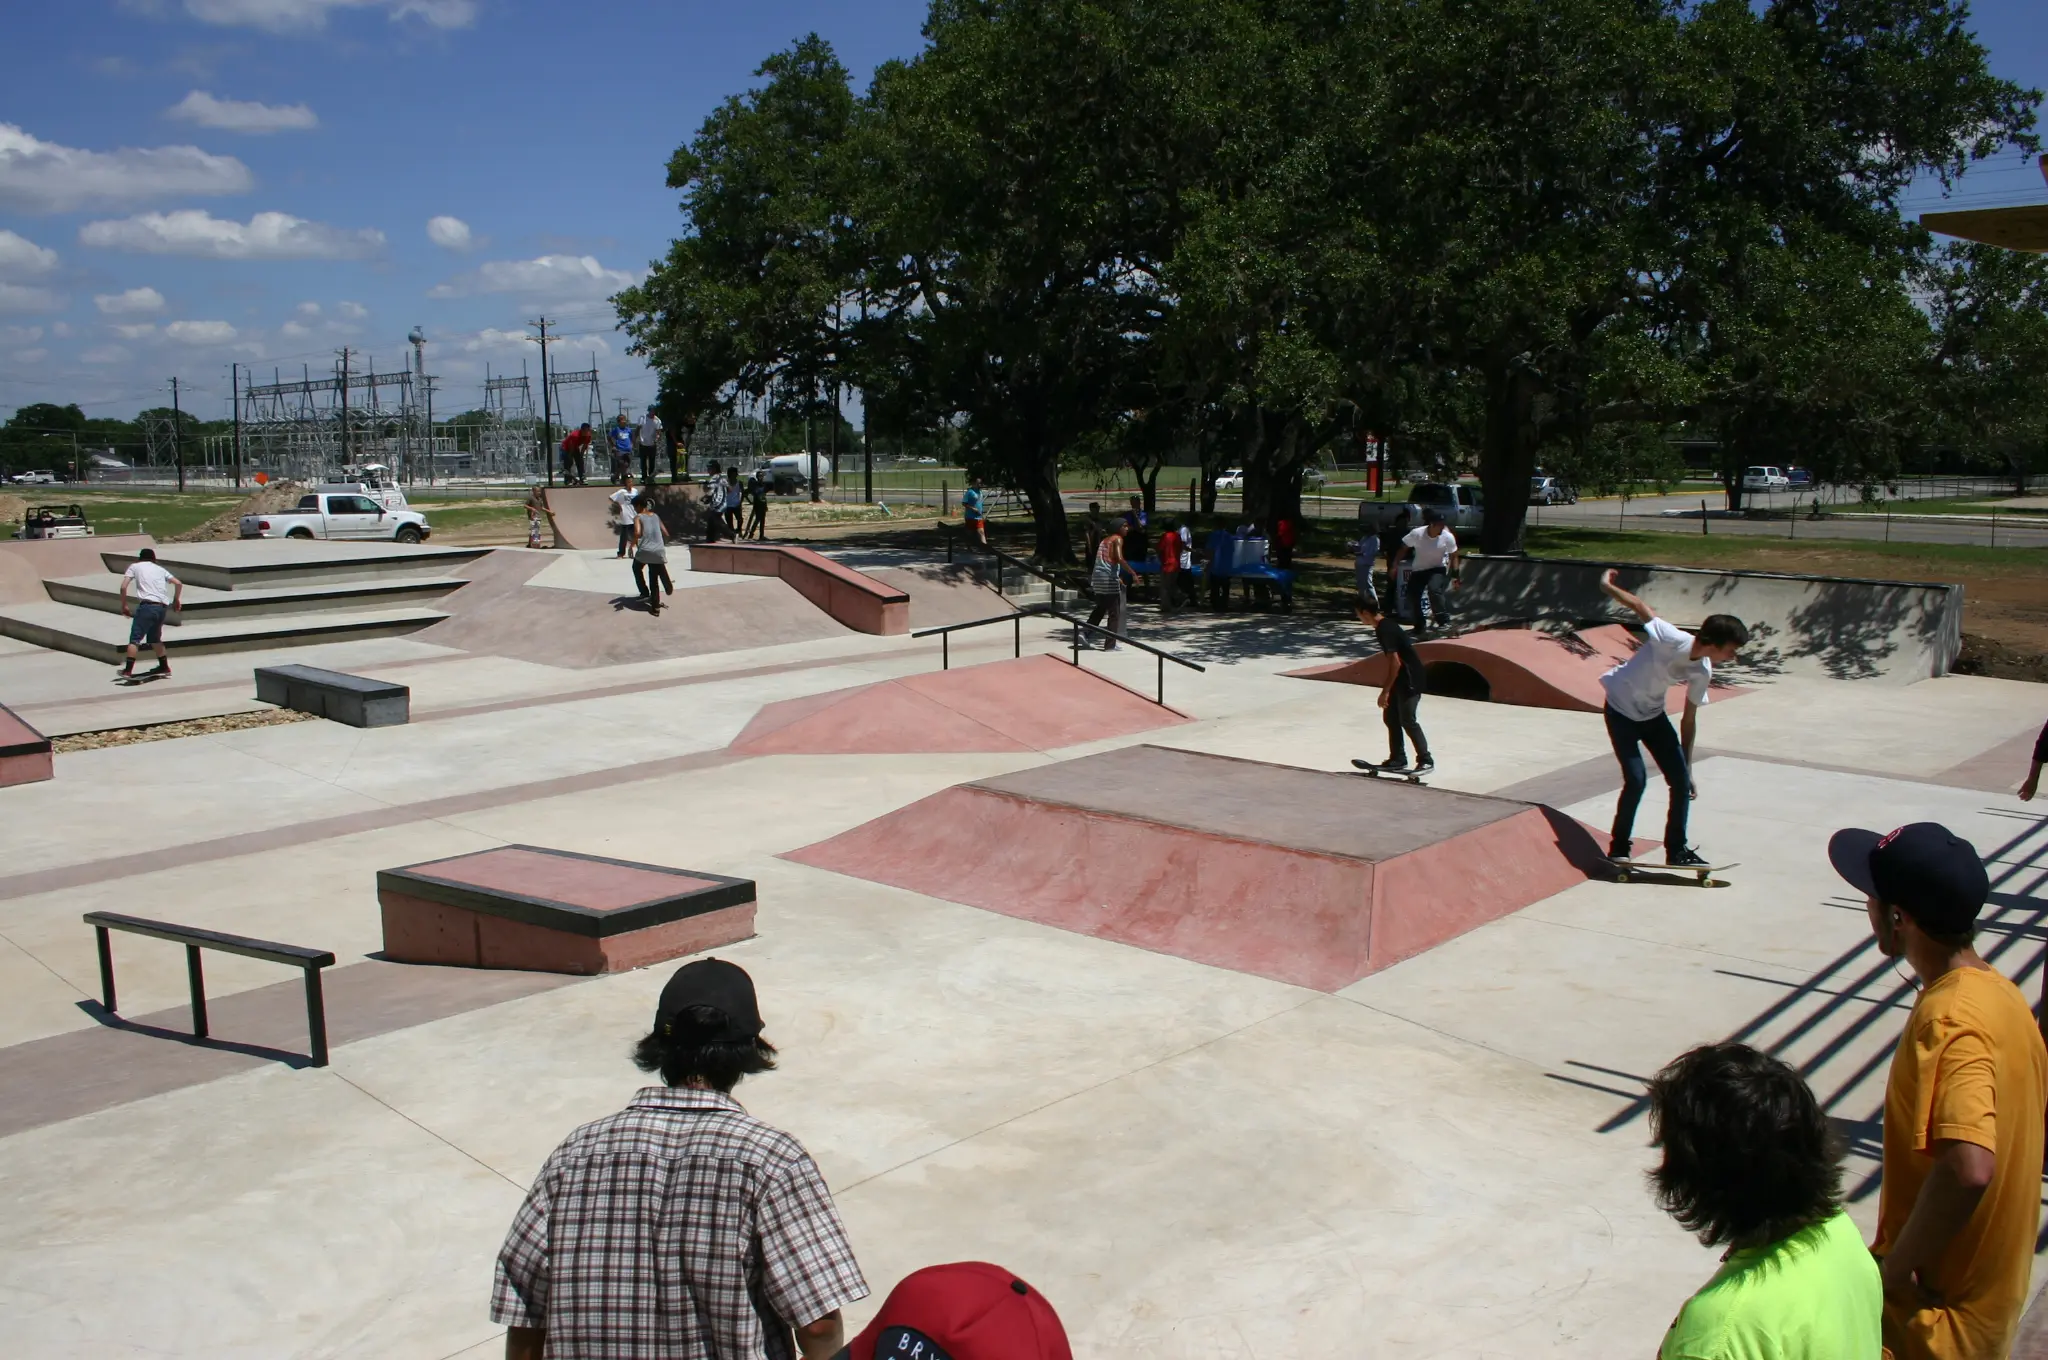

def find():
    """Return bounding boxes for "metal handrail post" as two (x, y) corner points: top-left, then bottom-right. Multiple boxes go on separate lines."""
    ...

(941, 631), (950, 670)
(304, 966), (329, 1067)
(1072, 620), (1080, 665)
(95, 925), (116, 1011)
(185, 944), (209, 1040)
(1158, 654), (1165, 707)
(1013, 615), (1021, 658)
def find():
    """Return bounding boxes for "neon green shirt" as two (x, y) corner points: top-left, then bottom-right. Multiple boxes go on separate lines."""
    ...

(1658, 1210), (1882, 1359)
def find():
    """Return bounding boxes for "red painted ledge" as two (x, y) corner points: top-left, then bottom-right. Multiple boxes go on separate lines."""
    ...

(692, 543), (911, 635)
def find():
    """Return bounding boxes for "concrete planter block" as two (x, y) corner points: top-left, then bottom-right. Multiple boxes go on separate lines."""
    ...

(256, 664), (409, 727)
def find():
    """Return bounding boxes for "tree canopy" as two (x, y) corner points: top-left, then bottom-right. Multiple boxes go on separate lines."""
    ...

(617, 0), (2039, 559)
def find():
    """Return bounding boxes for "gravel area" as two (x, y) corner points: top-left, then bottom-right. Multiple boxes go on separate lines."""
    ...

(53, 707), (317, 752)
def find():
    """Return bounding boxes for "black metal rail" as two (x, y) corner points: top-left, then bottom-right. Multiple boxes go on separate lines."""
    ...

(911, 613), (1028, 670)
(909, 607), (1203, 707)
(84, 911), (337, 1066)
(938, 526), (1063, 600)
(1050, 611), (1206, 707)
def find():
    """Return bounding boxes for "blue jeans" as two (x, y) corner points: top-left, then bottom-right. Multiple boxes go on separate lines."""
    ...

(128, 601), (167, 647)
(1605, 704), (1689, 855)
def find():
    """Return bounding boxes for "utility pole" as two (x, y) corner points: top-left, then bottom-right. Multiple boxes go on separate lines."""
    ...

(231, 362), (243, 489)
(423, 374), (435, 487)
(170, 376), (186, 492)
(531, 317), (554, 487)
(337, 347), (352, 469)
(409, 327), (427, 486)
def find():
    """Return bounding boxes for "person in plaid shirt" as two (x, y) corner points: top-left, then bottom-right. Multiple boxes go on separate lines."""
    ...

(492, 959), (868, 1359)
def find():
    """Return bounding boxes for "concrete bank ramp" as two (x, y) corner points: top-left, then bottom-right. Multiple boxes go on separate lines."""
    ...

(538, 486), (623, 551)
(1460, 556), (1963, 682)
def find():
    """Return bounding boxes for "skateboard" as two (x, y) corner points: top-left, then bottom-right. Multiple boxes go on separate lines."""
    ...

(113, 670), (169, 686)
(1609, 858), (1736, 887)
(1351, 758), (1429, 785)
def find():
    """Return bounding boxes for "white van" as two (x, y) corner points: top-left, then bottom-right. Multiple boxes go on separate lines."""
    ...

(1741, 466), (1791, 492)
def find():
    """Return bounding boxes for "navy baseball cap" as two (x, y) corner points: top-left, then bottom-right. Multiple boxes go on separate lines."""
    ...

(1828, 823), (1990, 936)
(655, 958), (764, 1042)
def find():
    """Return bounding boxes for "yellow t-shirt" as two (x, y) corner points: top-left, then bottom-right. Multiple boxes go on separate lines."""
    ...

(1873, 965), (2047, 1360)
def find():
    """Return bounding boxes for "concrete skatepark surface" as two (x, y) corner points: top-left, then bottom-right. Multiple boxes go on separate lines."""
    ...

(0, 535), (2043, 1358)
(1290, 622), (1749, 714)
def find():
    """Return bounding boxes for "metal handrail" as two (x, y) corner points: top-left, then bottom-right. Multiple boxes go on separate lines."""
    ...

(938, 524), (1062, 599)
(84, 910), (336, 1066)
(911, 613), (1026, 670)
(908, 608), (1203, 708)
(1050, 610), (1204, 708)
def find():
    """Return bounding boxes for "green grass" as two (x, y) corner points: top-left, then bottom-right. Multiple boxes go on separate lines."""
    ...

(1521, 524), (2046, 576)
(410, 499), (530, 532)
(1832, 495), (2048, 518)
(21, 495), (245, 540)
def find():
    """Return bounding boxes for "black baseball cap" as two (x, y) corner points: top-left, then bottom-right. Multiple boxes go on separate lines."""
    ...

(655, 958), (764, 1042)
(1424, 508), (1446, 525)
(1828, 822), (1990, 936)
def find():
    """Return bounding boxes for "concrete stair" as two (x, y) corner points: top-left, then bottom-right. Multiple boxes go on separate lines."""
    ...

(44, 574), (466, 620)
(0, 600), (450, 664)
(98, 542), (487, 592)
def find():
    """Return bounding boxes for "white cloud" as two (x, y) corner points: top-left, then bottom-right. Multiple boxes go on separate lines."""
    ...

(0, 282), (65, 314)
(2, 325), (43, 344)
(80, 209), (385, 260)
(460, 326), (530, 353)
(426, 215), (472, 251)
(337, 299), (367, 319)
(166, 90), (318, 134)
(429, 253), (640, 302)
(294, 300), (321, 317)
(164, 319), (238, 344)
(459, 326), (609, 359)
(281, 319), (311, 337)
(0, 229), (58, 275)
(182, 0), (477, 33)
(81, 345), (130, 364)
(10, 348), (49, 364)
(0, 123), (251, 214)
(96, 286), (167, 315)
(51, 321), (72, 338)
(113, 323), (159, 340)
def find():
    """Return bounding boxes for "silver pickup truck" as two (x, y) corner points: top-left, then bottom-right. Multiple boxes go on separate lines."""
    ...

(1355, 481), (1485, 535)
(241, 492), (432, 543)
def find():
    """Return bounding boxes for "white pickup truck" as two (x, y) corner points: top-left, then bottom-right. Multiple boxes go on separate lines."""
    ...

(241, 492), (432, 543)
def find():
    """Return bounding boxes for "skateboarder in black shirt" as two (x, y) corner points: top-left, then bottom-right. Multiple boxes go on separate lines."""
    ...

(1350, 597), (1433, 774)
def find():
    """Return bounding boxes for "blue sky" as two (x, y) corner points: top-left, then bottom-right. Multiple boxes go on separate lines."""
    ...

(0, 0), (2039, 425)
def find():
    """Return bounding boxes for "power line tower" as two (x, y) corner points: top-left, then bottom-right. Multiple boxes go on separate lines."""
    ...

(479, 363), (538, 481)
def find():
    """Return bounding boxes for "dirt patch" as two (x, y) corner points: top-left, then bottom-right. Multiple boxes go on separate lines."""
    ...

(165, 481), (308, 542)
(53, 706), (317, 752)
(1955, 633), (2048, 685)
(0, 492), (27, 528)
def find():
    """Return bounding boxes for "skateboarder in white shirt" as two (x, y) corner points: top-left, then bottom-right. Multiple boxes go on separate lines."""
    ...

(1597, 568), (1750, 867)
(1395, 510), (1459, 636)
(117, 547), (182, 680)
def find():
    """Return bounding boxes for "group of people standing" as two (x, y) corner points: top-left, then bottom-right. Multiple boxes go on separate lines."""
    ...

(558, 410), (665, 488)
(698, 461), (771, 542)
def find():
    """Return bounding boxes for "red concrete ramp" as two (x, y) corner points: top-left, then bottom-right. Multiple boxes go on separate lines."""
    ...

(732, 654), (1186, 756)
(539, 486), (622, 550)
(1289, 623), (1740, 714)
(784, 745), (1603, 991)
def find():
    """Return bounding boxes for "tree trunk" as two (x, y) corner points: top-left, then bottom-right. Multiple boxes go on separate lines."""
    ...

(1477, 369), (1538, 556)
(1022, 457), (1072, 563)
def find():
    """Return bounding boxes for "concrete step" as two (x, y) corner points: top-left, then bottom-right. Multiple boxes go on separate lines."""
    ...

(99, 541), (487, 592)
(0, 600), (450, 664)
(44, 574), (467, 620)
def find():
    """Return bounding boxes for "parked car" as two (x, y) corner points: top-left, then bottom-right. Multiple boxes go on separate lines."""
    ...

(1357, 481), (1486, 534)
(10, 470), (59, 486)
(315, 463), (409, 511)
(1787, 468), (1814, 487)
(1742, 465), (1791, 492)
(1216, 467), (1327, 491)
(241, 493), (431, 542)
(17, 504), (92, 540)
(1530, 475), (1578, 506)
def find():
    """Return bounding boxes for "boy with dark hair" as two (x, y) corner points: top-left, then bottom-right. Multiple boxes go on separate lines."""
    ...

(1349, 596), (1433, 775)
(117, 547), (181, 680)
(1831, 823), (2046, 1360)
(1645, 1042), (1880, 1358)
(493, 959), (868, 1360)
(1597, 569), (1749, 867)
(628, 493), (672, 616)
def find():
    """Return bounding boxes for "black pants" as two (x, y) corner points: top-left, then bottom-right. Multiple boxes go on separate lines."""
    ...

(1410, 566), (1449, 631)
(1605, 704), (1688, 855)
(746, 502), (767, 539)
(633, 558), (673, 600)
(614, 523), (633, 556)
(1385, 687), (1429, 763)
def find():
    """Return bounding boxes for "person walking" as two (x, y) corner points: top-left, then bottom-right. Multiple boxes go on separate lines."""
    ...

(1157, 520), (1183, 617)
(1349, 595), (1432, 774)
(961, 477), (988, 547)
(628, 493), (672, 616)
(1829, 822), (2046, 1360)
(607, 414), (635, 485)
(608, 474), (638, 559)
(635, 407), (663, 485)
(116, 547), (181, 681)
(492, 959), (868, 1359)
(2020, 718), (2044, 801)
(723, 470), (745, 538)
(1597, 569), (1748, 867)
(745, 468), (770, 540)
(699, 464), (727, 542)
(559, 423), (592, 487)
(1086, 519), (1134, 650)
(1644, 1042), (1882, 1359)
(1395, 510), (1459, 636)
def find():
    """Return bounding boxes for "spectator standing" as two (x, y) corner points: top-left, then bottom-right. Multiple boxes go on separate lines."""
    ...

(962, 477), (988, 547)
(700, 465), (728, 542)
(1384, 509), (1412, 620)
(1157, 521), (1182, 617)
(607, 415), (635, 485)
(1395, 510), (1459, 636)
(1086, 520), (1134, 650)
(560, 423), (593, 487)
(1829, 822), (2046, 1360)
(1597, 569), (1748, 868)
(843, 1262), (1072, 1360)
(2020, 719), (2044, 801)
(746, 469), (770, 540)
(629, 494), (672, 616)
(1083, 501), (1106, 565)
(117, 547), (181, 680)
(1272, 514), (1297, 570)
(1644, 1042), (1881, 1360)
(492, 959), (868, 1360)
(724, 472), (745, 537)
(1122, 496), (1150, 563)
(608, 474), (638, 559)
(1176, 520), (1197, 611)
(636, 407), (663, 484)
(1205, 524), (1237, 611)
(1354, 525), (1381, 610)
(1350, 596), (1432, 774)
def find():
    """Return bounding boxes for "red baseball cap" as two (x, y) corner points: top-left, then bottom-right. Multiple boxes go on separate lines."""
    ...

(844, 1262), (1071, 1360)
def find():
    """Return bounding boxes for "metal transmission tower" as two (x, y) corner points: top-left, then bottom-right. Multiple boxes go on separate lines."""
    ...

(477, 364), (540, 480)
(224, 352), (418, 483)
(547, 357), (604, 446)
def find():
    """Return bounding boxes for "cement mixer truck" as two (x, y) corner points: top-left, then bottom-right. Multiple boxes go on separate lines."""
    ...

(761, 452), (834, 493)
